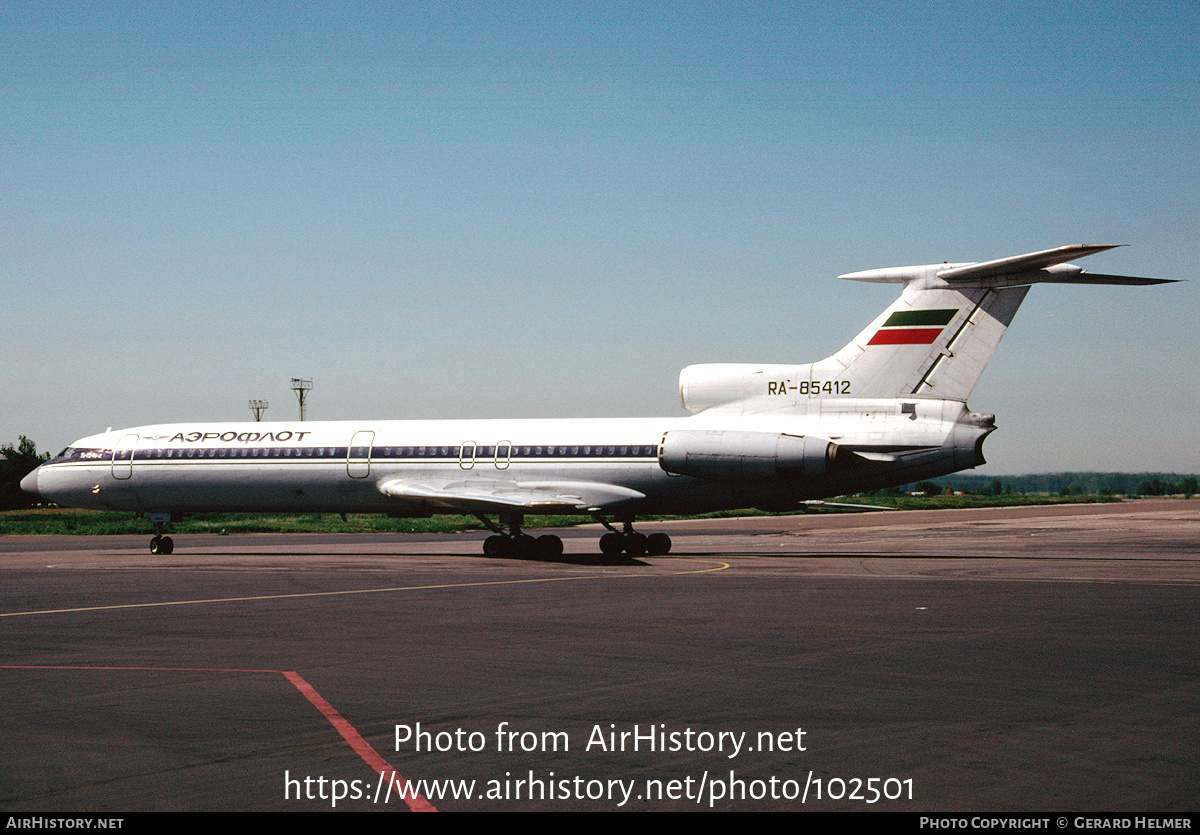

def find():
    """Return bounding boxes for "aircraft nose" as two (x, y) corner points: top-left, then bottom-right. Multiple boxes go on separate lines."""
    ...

(20, 467), (40, 498)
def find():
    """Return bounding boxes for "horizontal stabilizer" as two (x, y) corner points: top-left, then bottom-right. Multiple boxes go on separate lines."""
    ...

(1031, 272), (1176, 286)
(934, 244), (1123, 281)
(840, 244), (1177, 288)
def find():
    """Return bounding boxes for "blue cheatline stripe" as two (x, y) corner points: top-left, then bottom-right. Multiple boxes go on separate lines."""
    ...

(53, 444), (664, 464)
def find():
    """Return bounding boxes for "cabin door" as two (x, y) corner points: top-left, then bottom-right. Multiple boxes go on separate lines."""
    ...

(111, 434), (138, 480)
(347, 431), (375, 478)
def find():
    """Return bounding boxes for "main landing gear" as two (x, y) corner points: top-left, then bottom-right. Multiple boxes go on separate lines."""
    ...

(478, 512), (564, 559)
(595, 516), (671, 558)
(475, 512), (671, 559)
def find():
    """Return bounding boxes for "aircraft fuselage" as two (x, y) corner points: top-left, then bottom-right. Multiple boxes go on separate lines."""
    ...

(27, 399), (988, 519)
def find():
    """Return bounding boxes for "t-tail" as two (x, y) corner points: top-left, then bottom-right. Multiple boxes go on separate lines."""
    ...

(680, 245), (1174, 413)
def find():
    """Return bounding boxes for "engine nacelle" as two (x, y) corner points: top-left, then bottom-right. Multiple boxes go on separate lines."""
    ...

(658, 429), (841, 481)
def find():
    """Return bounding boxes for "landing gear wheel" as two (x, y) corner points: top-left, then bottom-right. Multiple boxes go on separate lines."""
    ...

(646, 532), (672, 556)
(150, 535), (174, 555)
(599, 532), (624, 556)
(622, 532), (648, 558)
(484, 534), (544, 559)
(536, 534), (564, 558)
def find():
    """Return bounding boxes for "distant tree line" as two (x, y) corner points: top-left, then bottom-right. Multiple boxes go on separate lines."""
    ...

(911, 472), (1199, 498)
(1, 437), (49, 510)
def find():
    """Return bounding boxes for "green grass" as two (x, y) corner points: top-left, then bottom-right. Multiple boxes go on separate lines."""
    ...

(0, 493), (1126, 536)
(0, 509), (524, 536)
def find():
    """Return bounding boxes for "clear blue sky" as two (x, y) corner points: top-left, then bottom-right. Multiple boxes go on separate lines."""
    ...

(2, 2), (1196, 473)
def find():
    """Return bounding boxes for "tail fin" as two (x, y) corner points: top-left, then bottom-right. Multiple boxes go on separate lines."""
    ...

(679, 245), (1174, 414)
(820, 244), (1175, 400)
(815, 281), (1030, 399)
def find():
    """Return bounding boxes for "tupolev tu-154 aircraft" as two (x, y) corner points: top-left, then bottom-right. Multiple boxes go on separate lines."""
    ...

(22, 245), (1174, 558)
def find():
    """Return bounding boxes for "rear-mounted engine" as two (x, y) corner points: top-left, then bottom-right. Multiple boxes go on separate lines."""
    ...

(658, 429), (844, 481)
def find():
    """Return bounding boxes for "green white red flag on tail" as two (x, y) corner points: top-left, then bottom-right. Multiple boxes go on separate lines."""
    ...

(866, 308), (958, 345)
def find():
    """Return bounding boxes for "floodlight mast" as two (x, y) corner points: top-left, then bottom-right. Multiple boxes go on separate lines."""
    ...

(248, 400), (268, 421)
(290, 378), (312, 421)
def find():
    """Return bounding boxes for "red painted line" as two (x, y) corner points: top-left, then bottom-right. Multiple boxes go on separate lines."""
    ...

(867, 327), (944, 345)
(2, 665), (438, 812)
(284, 671), (437, 813)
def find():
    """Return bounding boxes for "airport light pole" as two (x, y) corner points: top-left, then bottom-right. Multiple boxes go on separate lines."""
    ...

(291, 378), (312, 421)
(249, 400), (268, 421)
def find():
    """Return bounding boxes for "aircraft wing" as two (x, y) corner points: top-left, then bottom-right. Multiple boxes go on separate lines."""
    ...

(377, 476), (645, 514)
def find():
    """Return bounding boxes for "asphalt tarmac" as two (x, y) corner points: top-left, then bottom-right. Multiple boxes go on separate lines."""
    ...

(1, 499), (1197, 812)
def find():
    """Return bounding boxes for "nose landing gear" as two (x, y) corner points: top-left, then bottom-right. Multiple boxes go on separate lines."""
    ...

(149, 514), (175, 554)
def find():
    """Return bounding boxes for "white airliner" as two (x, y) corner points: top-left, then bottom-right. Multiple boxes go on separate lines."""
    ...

(22, 245), (1173, 558)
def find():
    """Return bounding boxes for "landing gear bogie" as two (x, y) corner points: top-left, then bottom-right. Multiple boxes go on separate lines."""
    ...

(478, 513), (564, 559)
(595, 518), (671, 557)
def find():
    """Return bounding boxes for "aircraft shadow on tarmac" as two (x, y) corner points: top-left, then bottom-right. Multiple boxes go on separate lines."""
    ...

(167, 549), (651, 567)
